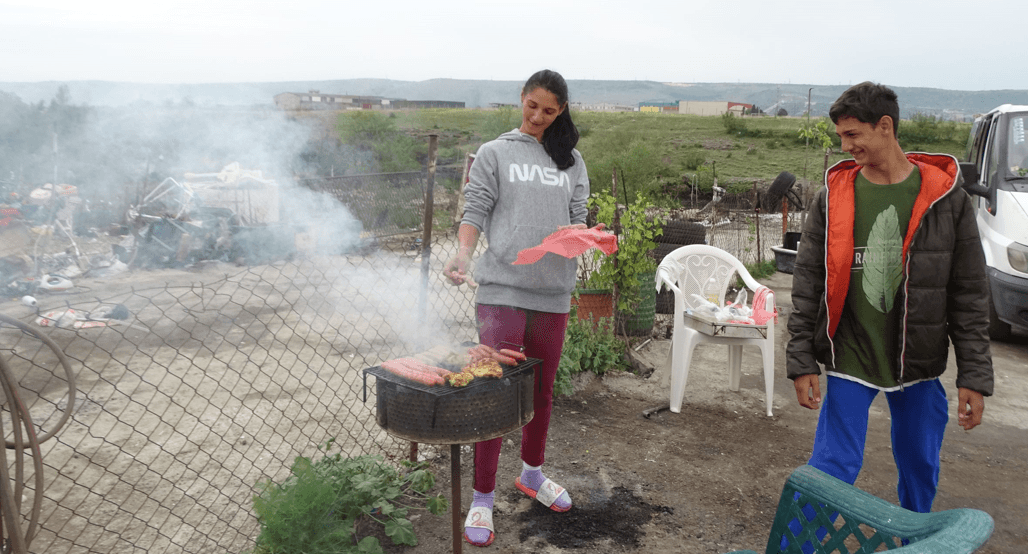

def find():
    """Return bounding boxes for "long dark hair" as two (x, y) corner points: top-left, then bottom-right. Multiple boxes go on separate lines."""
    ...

(523, 69), (579, 170)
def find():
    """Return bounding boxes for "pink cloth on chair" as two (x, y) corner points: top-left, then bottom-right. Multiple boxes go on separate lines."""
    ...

(511, 227), (618, 265)
(751, 286), (778, 325)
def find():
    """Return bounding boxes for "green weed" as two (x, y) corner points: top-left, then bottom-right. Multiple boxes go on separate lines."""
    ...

(556, 314), (626, 396)
(252, 438), (446, 554)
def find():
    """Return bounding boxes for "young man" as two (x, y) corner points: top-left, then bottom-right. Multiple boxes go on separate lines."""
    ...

(786, 82), (994, 513)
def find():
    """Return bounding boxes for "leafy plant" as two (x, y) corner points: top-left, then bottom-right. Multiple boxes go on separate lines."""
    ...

(252, 438), (447, 554)
(555, 314), (626, 396)
(798, 117), (834, 151)
(584, 191), (664, 315)
(799, 117), (837, 182)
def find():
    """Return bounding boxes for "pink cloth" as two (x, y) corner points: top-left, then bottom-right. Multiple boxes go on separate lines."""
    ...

(751, 286), (778, 325)
(511, 227), (618, 265)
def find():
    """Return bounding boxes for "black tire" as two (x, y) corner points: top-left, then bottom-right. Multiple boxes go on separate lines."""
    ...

(650, 243), (685, 314)
(785, 188), (805, 210)
(649, 242), (682, 263)
(658, 220), (706, 245)
(656, 290), (675, 315)
(764, 171), (797, 210)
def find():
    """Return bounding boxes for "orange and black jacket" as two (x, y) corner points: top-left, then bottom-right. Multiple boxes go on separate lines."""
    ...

(786, 153), (994, 395)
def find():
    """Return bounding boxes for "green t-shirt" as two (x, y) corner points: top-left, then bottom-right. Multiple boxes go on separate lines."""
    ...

(832, 167), (920, 389)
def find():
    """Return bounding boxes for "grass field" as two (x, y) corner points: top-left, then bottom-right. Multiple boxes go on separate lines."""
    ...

(348, 108), (971, 204)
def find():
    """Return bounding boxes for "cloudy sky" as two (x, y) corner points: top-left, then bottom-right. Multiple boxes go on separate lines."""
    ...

(2, 0), (1025, 91)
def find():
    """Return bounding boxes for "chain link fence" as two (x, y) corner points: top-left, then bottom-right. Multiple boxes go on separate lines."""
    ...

(665, 180), (807, 266)
(2, 162), (807, 553)
(2, 168), (477, 553)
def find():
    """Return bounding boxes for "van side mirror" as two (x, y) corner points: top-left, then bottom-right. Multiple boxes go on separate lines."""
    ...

(959, 162), (990, 198)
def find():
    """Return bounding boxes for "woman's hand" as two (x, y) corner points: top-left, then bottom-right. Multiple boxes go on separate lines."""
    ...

(442, 250), (477, 288)
(557, 223), (606, 231)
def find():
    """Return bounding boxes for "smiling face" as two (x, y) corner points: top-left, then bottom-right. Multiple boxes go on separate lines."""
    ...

(835, 115), (895, 167)
(519, 86), (565, 141)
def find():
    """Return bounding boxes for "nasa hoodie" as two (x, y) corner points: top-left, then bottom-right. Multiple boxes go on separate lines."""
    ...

(462, 129), (590, 313)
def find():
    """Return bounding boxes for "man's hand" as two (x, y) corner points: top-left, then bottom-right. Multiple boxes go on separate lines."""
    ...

(957, 387), (985, 430)
(793, 374), (821, 409)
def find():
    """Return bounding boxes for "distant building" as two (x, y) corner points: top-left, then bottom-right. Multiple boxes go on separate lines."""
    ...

(391, 99), (465, 109)
(274, 91), (377, 111)
(677, 101), (755, 116)
(570, 101), (635, 112)
(274, 91), (462, 111)
(639, 102), (679, 113)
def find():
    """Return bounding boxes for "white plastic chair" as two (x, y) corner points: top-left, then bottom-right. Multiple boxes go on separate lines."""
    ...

(655, 244), (777, 416)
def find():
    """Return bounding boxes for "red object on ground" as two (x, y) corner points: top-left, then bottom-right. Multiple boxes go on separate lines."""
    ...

(511, 227), (618, 265)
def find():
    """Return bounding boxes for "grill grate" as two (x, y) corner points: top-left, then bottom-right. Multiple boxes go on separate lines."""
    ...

(363, 357), (540, 444)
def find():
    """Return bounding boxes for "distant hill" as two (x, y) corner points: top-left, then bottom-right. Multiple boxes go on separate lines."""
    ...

(3, 79), (1028, 121)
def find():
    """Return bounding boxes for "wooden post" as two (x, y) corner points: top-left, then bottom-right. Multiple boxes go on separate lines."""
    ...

(610, 168), (621, 328)
(417, 134), (439, 347)
(782, 198), (788, 243)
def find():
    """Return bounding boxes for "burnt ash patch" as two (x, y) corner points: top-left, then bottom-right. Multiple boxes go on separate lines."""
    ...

(515, 486), (673, 549)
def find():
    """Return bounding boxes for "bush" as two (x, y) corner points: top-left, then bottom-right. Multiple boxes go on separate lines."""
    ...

(721, 112), (749, 135)
(338, 111), (422, 173)
(901, 112), (964, 147)
(587, 139), (667, 201)
(681, 151), (706, 170)
(252, 439), (447, 554)
(479, 106), (520, 140)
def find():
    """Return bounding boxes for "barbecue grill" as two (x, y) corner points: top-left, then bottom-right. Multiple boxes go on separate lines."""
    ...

(363, 356), (538, 444)
(362, 350), (541, 553)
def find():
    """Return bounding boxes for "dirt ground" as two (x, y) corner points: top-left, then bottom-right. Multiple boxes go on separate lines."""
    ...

(4, 238), (1025, 553)
(397, 272), (1028, 554)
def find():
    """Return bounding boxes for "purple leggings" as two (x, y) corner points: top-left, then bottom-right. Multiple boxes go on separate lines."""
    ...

(473, 304), (569, 493)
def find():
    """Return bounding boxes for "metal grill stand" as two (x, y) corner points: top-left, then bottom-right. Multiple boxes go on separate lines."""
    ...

(363, 358), (540, 554)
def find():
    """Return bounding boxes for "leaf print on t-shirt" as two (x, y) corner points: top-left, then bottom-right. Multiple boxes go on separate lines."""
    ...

(861, 205), (903, 313)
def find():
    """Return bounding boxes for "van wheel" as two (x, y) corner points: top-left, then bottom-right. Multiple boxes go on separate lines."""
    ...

(988, 299), (1013, 341)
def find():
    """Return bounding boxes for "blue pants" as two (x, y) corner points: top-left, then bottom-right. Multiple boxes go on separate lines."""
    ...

(809, 375), (949, 513)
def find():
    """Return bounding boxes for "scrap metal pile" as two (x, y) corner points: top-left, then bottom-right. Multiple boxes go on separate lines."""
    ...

(1, 164), (323, 300)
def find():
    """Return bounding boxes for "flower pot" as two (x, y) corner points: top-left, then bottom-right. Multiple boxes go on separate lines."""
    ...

(771, 246), (797, 274)
(571, 288), (614, 325)
(617, 271), (656, 336)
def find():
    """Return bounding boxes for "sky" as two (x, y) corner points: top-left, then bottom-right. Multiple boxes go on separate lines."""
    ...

(2, 0), (1026, 91)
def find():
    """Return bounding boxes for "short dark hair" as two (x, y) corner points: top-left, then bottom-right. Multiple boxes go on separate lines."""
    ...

(829, 81), (901, 138)
(523, 69), (579, 170)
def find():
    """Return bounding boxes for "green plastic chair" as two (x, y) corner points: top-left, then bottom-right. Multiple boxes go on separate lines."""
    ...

(727, 465), (994, 554)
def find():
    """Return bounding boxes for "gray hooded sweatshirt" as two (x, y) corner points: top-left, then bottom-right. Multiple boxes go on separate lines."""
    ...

(462, 129), (590, 313)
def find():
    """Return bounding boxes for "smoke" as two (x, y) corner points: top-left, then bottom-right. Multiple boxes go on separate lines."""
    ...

(1, 89), (468, 353)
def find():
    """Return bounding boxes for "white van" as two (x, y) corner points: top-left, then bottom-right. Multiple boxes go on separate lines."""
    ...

(961, 104), (1028, 340)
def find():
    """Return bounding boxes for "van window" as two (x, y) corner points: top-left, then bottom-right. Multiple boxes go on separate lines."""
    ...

(1008, 115), (1028, 177)
(968, 115), (994, 171)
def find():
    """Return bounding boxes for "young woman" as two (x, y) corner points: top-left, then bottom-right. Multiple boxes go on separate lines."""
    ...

(442, 69), (590, 547)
